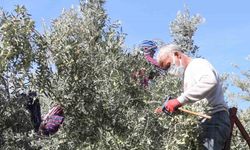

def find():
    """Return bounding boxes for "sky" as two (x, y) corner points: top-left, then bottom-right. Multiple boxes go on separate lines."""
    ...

(1, 0), (250, 109)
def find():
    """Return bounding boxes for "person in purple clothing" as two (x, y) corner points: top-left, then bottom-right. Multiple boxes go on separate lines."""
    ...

(139, 40), (161, 68)
(131, 40), (164, 87)
(39, 105), (64, 136)
(24, 92), (64, 136)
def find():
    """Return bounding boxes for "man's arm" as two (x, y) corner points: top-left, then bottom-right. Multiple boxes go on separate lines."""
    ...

(177, 68), (218, 104)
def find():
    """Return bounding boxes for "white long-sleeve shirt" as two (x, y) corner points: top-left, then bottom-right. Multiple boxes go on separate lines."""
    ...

(177, 58), (228, 114)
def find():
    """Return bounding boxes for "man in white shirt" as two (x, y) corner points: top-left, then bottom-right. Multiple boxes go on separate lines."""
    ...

(155, 44), (230, 149)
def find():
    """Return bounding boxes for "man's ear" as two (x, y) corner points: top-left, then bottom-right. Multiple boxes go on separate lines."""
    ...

(174, 51), (181, 59)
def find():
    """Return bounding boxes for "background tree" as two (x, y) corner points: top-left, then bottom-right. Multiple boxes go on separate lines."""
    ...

(0, 5), (50, 149)
(170, 6), (204, 57)
(224, 56), (250, 149)
(230, 56), (250, 101)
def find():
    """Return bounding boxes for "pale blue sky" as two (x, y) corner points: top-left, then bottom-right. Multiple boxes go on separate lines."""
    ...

(1, 0), (250, 109)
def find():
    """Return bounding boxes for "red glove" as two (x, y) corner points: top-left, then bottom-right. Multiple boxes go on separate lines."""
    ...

(164, 99), (182, 113)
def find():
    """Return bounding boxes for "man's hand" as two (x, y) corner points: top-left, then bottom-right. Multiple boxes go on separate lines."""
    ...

(154, 107), (163, 114)
(163, 99), (182, 113)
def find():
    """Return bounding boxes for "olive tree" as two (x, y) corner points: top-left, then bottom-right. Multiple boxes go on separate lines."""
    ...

(0, 1), (228, 150)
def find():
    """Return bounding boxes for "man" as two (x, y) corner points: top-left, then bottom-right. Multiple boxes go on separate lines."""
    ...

(155, 44), (230, 149)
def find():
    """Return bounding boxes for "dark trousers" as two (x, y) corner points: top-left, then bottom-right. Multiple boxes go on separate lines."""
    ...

(200, 111), (230, 150)
(26, 97), (42, 132)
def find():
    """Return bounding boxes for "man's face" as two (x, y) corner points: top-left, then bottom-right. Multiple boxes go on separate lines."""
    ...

(158, 53), (173, 70)
(159, 52), (183, 70)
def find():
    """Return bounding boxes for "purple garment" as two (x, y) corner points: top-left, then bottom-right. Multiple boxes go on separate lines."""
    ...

(144, 54), (160, 67)
(43, 115), (64, 135)
(140, 76), (149, 87)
